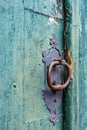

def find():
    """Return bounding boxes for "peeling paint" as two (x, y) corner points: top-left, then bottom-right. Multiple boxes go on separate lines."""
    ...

(48, 17), (57, 25)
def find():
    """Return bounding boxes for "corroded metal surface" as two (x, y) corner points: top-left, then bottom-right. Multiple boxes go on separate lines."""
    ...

(42, 36), (71, 124)
(47, 59), (71, 91)
(42, 36), (64, 124)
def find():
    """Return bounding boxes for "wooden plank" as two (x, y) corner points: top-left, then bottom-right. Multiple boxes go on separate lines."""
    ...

(79, 0), (87, 129)
(63, 0), (80, 130)
(0, 0), (64, 130)
(0, 0), (25, 129)
(23, 0), (64, 129)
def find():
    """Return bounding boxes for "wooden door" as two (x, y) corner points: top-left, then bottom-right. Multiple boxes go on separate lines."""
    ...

(0, 0), (65, 130)
(1, 0), (87, 130)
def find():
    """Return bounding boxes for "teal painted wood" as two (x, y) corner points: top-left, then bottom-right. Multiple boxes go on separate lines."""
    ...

(60, 0), (87, 130)
(63, 0), (80, 130)
(79, 0), (87, 129)
(0, 1), (25, 130)
(23, 0), (64, 129)
(0, 0), (64, 130)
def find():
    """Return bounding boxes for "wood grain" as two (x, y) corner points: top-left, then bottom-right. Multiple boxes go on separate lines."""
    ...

(0, 0), (64, 129)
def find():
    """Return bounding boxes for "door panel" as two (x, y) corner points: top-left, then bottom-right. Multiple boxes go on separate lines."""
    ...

(79, 0), (87, 129)
(0, 1), (25, 130)
(0, 0), (64, 130)
(23, 0), (64, 129)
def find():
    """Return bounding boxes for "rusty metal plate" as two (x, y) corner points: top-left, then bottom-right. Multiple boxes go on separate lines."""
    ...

(42, 36), (64, 124)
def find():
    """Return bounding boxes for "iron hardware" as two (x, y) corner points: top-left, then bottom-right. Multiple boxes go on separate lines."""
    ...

(47, 59), (70, 91)
(42, 36), (71, 124)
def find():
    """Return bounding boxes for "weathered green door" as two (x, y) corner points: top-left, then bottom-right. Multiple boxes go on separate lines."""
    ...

(2, 0), (87, 130)
(0, 0), (65, 130)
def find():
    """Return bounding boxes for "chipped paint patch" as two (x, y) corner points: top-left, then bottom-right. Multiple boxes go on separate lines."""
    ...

(48, 17), (57, 25)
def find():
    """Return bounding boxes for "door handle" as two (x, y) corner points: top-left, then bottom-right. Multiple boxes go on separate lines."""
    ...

(47, 59), (71, 91)
(42, 36), (71, 124)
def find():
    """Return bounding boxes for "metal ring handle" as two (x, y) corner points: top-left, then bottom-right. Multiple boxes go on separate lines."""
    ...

(47, 60), (71, 91)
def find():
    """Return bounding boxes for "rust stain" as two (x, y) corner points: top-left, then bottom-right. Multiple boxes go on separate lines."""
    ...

(66, 49), (73, 78)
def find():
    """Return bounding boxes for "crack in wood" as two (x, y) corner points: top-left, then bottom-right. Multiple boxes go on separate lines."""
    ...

(24, 7), (64, 21)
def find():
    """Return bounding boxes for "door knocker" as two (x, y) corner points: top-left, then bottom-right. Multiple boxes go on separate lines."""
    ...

(42, 36), (71, 124)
